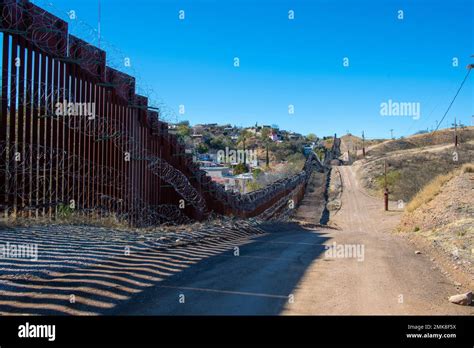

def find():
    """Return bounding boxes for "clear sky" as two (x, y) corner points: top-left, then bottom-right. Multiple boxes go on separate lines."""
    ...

(33, 0), (473, 138)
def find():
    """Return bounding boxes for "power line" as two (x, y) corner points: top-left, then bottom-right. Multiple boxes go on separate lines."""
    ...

(434, 68), (472, 133)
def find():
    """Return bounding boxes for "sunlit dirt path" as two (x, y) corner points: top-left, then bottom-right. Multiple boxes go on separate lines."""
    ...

(281, 166), (472, 315)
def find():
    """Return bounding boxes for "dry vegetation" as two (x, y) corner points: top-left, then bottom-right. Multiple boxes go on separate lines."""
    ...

(339, 134), (385, 154)
(1, 210), (130, 230)
(366, 127), (474, 158)
(355, 127), (474, 202)
(406, 163), (474, 213)
(398, 165), (473, 285)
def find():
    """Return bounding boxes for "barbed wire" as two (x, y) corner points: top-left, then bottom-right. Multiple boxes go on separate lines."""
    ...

(1, 0), (179, 123)
(0, 0), (333, 225)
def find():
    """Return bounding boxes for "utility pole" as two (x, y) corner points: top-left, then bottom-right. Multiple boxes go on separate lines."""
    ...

(384, 159), (389, 211)
(390, 129), (394, 140)
(265, 141), (269, 168)
(243, 136), (246, 166)
(362, 131), (366, 157)
(454, 117), (458, 148)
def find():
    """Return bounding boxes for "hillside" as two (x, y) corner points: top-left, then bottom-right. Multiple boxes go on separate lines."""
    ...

(366, 127), (474, 158)
(339, 134), (385, 155)
(398, 165), (474, 290)
(354, 127), (474, 202)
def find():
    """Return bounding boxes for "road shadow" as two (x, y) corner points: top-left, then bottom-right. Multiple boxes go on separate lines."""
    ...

(108, 221), (330, 315)
(0, 223), (261, 315)
(0, 221), (330, 315)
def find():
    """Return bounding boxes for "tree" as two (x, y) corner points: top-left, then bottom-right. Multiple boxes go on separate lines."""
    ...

(260, 127), (272, 140)
(238, 129), (252, 147)
(177, 121), (191, 138)
(233, 162), (248, 175)
(260, 128), (272, 168)
(196, 143), (208, 154)
(265, 143), (270, 168)
(252, 167), (263, 179)
(306, 133), (317, 142)
(208, 135), (231, 151)
(237, 130), (252, 164)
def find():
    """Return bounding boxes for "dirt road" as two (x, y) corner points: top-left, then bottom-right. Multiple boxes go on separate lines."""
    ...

(281, 166), (472, 315)
(114, 166), (472, 315)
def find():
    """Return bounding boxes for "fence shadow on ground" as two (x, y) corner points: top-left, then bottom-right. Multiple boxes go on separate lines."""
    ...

(107, 221), (331, 315)
(0, 221), (330, 315)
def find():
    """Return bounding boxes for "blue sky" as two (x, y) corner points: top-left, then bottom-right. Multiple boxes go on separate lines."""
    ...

(32, 0), (473, 138)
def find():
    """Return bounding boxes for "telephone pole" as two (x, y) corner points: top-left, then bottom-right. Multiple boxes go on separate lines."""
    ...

(243, 137), (246, 166)
(362, 131), (366, 157)
(265, 141), (269, 168)
(454, 117), (458, 148)
(390, 129), (394, 140)
(384, 159), (389, 211)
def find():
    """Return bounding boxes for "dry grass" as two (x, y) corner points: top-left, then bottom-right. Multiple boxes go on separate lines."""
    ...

(405, 162), (474, 213)
(398, 163), (474, 284)
(461, 163), (474, 173)
(1, 210), (130, 230)
(339, 134), (384, 154)
(367, 127), (474, 158)
(358, 141), (474, 202)
(406, 172), (455, 213)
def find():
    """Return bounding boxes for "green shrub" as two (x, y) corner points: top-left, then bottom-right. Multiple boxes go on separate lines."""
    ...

(57, 203), (74, 219)
(196, 143), (209, 154)
(247, 181), (262, 192)
(252, 168), (263, 179)
(233, 163), (248, 175)
(374, 169), (401, 192)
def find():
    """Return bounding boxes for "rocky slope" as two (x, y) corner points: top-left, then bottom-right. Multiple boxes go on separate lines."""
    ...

(398, 166), (473, 292)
